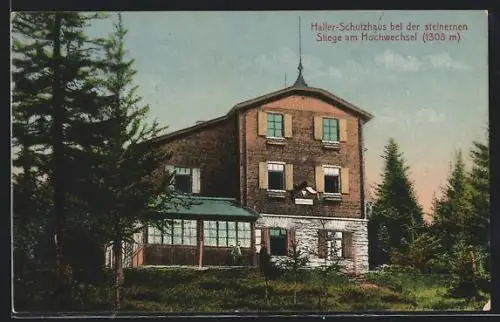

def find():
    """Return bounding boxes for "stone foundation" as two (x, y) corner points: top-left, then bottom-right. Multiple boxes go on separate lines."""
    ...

(255, 214), (369, 273)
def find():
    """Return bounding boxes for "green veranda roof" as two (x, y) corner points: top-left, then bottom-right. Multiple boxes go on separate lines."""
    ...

(162, 196), (259, 219)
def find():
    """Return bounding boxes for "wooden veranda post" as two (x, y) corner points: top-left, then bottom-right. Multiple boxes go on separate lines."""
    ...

(199, 239), (204, 268)
(198, 220), (203, 268)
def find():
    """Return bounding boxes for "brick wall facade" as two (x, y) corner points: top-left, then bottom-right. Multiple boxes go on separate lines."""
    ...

(160, 117), (239, 198)
(240, 95), (364, 218)
(133, 88), (371, 268)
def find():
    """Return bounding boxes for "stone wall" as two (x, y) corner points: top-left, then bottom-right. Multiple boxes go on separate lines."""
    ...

(255, 214), (369, 273)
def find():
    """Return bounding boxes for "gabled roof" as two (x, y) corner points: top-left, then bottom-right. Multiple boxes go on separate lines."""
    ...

(228, 85), (374, 121)
(149, 85), (373, 144)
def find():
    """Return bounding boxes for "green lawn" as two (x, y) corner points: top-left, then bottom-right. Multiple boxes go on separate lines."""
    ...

(117, 268), (487, 312)
(14, 267), (488, 312)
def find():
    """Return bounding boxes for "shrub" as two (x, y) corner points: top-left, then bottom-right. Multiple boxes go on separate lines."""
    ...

(389, 233), (444, 273)
(123, 268), (198, 288)
(447, 242), (480, 298)
(378, 264), (420, 275)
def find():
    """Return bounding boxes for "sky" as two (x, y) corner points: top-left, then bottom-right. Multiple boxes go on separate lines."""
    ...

(85, 11), (488, 215)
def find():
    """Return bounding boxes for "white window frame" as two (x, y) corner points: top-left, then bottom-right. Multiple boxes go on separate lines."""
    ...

(323, 165), (342, 196)
(327, 231), (343, 260)
(203, 220), (251, 248)
(267, 161), (286, 192)
(172, 166), (201, 194)
(147, 219), (197, 246)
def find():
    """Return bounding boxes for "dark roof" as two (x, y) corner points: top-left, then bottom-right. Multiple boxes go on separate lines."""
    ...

(150, 85), (373, 144)
(159, 196), (259, 220)
(229, 86), (374, 120)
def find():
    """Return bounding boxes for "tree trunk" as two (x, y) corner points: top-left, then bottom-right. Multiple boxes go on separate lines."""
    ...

(293, 279), (297, 304)
(113, 239), (123, 311)
(51, 12), (70, 308)
(470, 249), (477, 273)
(264, 277), (269, 305)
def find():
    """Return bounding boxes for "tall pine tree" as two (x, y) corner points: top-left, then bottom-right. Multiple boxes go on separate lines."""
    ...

(369, 138), (423, 268)
(12, 12), (107, 307)
(76, 13), (187, 310)
(468, 139), (490, 253)
(433, 149), (474, 254)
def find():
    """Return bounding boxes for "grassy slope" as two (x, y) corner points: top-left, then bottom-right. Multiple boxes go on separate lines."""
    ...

(117, 268), (487, 312)
(14, 267), (487, 312)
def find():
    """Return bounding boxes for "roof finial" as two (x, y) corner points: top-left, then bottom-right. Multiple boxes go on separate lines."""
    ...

(294, 16), (308, 87)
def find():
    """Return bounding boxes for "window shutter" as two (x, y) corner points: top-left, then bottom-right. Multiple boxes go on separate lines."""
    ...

(339, 119), (347, 142)
(284, 114), (293, 138)
(318, 229), (328, 259)
(314, 116), (323, 140)
(258, 111), (267, 136)
(259, 162), (268, 189)
(285, 164), (294, 191)
(342, 232), (353, 259)
(341, 168), (349, 194)
(261, 227), (270, 255)
(192, 168), (200, 193)
(287, 228), (296, 255)
(315, 165), (324, 193)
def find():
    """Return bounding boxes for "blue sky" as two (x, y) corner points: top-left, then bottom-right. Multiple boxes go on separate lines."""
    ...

(86, 10), (488, 213)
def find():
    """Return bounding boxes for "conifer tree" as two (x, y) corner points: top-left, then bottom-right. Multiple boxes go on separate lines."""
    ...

(468, 138), (490, 253)
(77, 13), (189, 310)
(433, 150), (474, 254)
(279, 241), (309, 305)
(12, 12), (107, 307)
(369, 138), (424, 267)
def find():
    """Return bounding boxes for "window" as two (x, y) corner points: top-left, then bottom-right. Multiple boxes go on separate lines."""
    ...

(324, 167), (340, 194)
(218, 221), (228, 247)
(148, 226), (163, 244)
(269, 228), (287, 256)
(204, 221), (218, 246)
(323, 118), (339, 142)
(268, 163), (285, 191)
(203, 220), (251, 247)
(255, 229), (262, 252)
(147, 220), (197, 246)
(267, 113), (284, 138)
(327, 231), (343, 260)
(174, 167), (192, 193)
(238, 222), (251, 247)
